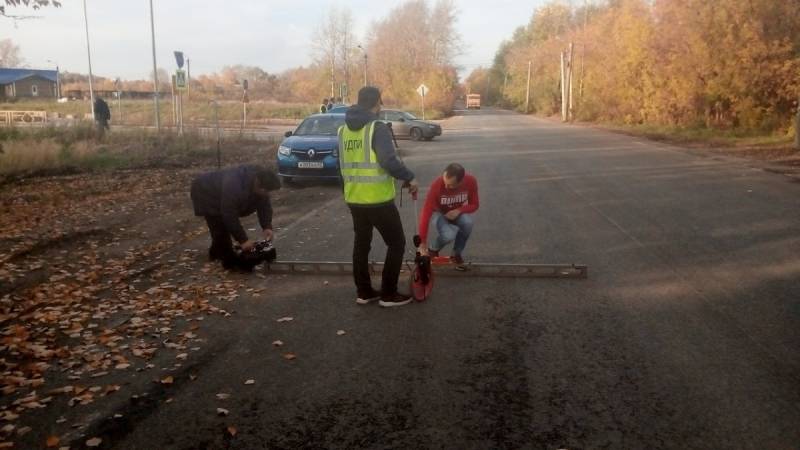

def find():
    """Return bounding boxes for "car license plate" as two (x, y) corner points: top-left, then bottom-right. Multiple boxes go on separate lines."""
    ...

(298, 162), (324, 169)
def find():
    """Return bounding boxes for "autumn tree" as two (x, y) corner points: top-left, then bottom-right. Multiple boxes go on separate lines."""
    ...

(366, 0), (461, 113)
(1, 0), (60, 18)
(0, 38), (24, 67)
(312, 6), (358, 101)
(492, 0), (800, 133)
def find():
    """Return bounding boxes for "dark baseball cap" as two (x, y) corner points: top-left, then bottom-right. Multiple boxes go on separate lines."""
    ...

(357, 86), (383, 108)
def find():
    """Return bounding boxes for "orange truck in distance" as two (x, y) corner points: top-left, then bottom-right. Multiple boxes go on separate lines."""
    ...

(466, 94), (481, 109)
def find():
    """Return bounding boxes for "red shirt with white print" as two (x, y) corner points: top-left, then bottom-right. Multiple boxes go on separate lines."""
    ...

(418, 173), (479, 242)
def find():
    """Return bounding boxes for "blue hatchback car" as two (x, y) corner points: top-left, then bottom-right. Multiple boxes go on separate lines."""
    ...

(277, 113), (345, 182)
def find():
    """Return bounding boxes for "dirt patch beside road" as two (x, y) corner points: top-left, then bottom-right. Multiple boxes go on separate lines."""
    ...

(0, 142), (341, 448)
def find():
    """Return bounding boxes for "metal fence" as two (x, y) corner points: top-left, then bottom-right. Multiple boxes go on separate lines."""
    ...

(0, 111), (48, 126)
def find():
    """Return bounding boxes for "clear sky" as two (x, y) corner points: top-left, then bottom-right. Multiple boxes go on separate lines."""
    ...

(1, 0), (544, 80)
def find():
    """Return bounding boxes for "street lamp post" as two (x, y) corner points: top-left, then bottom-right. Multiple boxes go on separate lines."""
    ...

(81, 0), (95, 120)
(149, 0), (161, 132)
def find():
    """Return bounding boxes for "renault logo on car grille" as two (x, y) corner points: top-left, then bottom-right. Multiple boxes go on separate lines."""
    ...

(307, 149), (315, 158)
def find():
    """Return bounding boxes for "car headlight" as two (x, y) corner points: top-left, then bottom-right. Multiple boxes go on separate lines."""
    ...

(278, 145), (291, 156)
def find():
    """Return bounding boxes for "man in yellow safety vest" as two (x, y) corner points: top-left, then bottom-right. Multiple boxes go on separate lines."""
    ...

(339, 86), (419, 307)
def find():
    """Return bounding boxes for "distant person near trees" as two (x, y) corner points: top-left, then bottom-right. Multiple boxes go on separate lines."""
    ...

(320, 98), (329, 113)
(94, 97), (111, 138)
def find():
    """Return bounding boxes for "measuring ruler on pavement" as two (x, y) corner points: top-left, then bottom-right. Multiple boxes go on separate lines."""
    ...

(265, 261), (587, 279)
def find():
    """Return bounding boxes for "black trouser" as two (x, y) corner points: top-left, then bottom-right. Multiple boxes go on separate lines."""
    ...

(349, 202), (406, 296)
(204, 215), (239, 269)
(96, 119), (109, 137)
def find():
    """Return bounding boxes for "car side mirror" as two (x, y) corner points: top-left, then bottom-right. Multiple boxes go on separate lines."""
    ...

(284, 131), (293, 138)
(386, 122), (393, 129)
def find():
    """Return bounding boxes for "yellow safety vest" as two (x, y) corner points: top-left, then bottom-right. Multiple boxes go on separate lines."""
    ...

(338, 121), (396, 205)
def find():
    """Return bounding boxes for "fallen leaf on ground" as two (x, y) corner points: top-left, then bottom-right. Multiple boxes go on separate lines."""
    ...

(16, 426), (31, 436)
(283, 353), (297, 361)
(217, 408), (229, 416)
(216, 393), (230, 400)
(276, 317), (293, 323)
(244, 379), (255, 385)
(160, 376), (174, 385)
(86, 437), (103, 447)
(337, 330), (346, 336)
(46, 436), (60, 447)
(227, 426), (237, 437)
(272, 340), (283, 347)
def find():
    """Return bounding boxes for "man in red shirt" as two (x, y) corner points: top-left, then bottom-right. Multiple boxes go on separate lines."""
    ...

(417, 163), (479, 267)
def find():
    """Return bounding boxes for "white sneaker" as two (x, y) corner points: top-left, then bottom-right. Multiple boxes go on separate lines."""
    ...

(378, 293), (413, 307)
(356, 292), (381, 305)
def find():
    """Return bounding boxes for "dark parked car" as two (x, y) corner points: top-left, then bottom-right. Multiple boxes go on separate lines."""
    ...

(276, 113), (344, 182)
(378, 109), (441, 141)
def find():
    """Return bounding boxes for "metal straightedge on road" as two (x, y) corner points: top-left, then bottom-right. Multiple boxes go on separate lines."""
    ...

(265, 261), (588, 279)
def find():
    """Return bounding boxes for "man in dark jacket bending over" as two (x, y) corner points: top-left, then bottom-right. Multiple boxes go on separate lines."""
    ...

(191, 165), (281, 270)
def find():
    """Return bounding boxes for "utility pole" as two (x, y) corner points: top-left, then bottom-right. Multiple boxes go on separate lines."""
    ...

(357, 45), (367, 87)
(568, 42), (575, 121)
(525, 60), (532, 114)
(47, 60), (60, 98)
(579, 0), (588, 104)
(149, 0), (161, 132)
(242, 79), (248, 131)
(485, 72), (491, 105)
(560, 51), (567, 122)
(170, 74), (177, 127)
(115, 77), (122, 124)
(795, 97), (800, 149)
(186, 58), (191, 101)
(82, 0), (95, 120)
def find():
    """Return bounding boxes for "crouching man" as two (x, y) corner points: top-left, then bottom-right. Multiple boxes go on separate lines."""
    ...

(191, 164), (281, 271)
(417, 163), (479, 268)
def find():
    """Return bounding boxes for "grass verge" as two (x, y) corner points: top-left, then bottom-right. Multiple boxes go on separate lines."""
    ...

(0, 124), (276, 182)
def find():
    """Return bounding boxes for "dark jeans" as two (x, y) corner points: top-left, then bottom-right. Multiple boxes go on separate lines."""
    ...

(205, 215), (239, 269)
(349, 202), (406, 296)
(96, 119), (109, 138)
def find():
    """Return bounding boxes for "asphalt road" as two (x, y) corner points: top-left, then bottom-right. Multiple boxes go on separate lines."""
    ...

(114, 108), (800, 449)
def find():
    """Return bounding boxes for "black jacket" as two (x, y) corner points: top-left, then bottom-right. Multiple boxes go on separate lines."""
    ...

(344, 106), (415, 184)
(94, 98), (111, 121)
(191, 165), (273, 243)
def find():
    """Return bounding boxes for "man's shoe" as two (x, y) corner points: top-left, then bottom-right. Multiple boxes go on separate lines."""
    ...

(356, 290), (381, 305)
(450, 254), (467, 271)
(379, 292), (413, 308)
(209, 247), (221, 261)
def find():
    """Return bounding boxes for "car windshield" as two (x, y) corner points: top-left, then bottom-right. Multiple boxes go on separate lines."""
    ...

(294, 116), (345, 136)
(401, 112), (418, 120)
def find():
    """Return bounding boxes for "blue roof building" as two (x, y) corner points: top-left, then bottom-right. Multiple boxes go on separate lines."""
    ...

(0, 68), (59, 99)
